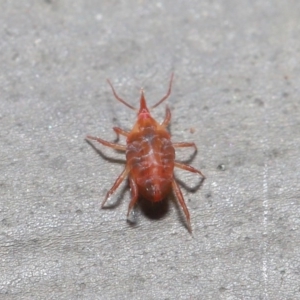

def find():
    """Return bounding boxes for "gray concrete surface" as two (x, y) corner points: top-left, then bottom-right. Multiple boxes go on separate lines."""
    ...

(1, 1), (300, 299)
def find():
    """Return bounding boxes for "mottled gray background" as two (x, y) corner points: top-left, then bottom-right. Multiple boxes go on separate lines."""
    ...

(1, 1), (300, 299)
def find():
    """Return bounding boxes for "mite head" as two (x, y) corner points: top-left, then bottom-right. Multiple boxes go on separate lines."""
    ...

(136, 89), (155, 127)
(107, 73), (174, 118)
(138, 89), (150, 118)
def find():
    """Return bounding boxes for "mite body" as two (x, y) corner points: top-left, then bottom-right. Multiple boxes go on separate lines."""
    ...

(87, 74), (205, 232)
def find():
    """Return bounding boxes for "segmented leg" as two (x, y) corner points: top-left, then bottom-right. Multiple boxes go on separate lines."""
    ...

(113, 127), (129, 137)
(172, 178), (192, 233)
(161, 106), (171, 127)
(101, 167), (130, 208)
(174, 161), (205, 178)
(86, 135), (126, 151)
(127, 177), (138, 217)
(173, 142), (197, 150)
(107, 79), (136, 110)
(151, 73), (174, 108)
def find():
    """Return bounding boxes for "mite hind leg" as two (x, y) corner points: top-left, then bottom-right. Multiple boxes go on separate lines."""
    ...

(174, 161), (205, 179)
(101, 167), (130, 208)
(86, 135), (126, 151)
(127, 177), (139, 217)
(172, 178), (192, 233)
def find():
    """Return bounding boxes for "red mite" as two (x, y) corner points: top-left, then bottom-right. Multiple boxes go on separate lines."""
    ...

(86, 74), (205, 232)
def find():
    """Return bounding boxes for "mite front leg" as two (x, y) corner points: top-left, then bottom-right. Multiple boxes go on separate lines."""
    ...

(101, 167), (130, 208)
(174, 161), (205, 179)
(107, 79), (136, 110)
(172, 178), (192, 233)
(161, 106), (171, 127)
(113, 127), (130, 138)
(86, 135), (126, 151)
(151, 73), (174, 108)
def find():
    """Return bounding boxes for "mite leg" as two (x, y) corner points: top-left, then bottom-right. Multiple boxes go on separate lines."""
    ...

(174, 161), (205, 178)
(107, 79), (136, 110)
(151, 73), (174, 108)
(161, 106), (171, 127)
(113, 127), (129, 138)
(172, 178), (192, 233)
(101, 167), (130, 208)
(86, 135), (126, 151)
(127, 177), (139, 217)
(172, 142), (197, 150)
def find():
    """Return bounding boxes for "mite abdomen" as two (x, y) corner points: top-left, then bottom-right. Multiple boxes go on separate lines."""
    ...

(126, 128), (175, 202)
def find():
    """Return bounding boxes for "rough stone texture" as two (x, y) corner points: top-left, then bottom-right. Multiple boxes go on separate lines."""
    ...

(1, 1), (300, 299)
